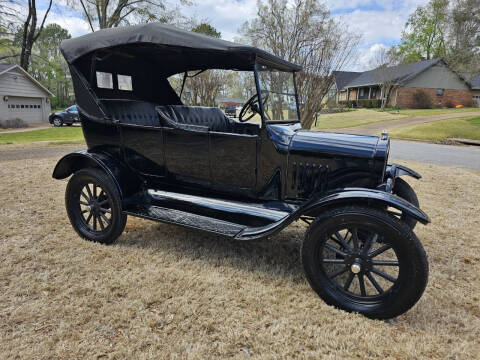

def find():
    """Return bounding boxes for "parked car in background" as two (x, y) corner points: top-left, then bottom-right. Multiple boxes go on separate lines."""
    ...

(49, 105), (79, 126)
(224, 105), (237, 118)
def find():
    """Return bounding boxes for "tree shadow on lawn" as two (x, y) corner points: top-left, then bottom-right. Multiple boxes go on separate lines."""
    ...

(115, 219), (308, 285)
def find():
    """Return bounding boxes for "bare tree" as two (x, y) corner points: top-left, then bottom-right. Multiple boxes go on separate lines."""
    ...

(241, 0), (360, 128)
(370, 46), (397, 109)
(0, 0), (52, 71)
(68, 0), (190, 31)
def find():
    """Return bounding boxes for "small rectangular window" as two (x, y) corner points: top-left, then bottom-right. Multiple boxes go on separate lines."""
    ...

(21, 105), (24, 108)
(96, 71), (113, 89)
(16, 105), (20, 108)
(117, 75), (132, 91)
(437, 88), (444, 96)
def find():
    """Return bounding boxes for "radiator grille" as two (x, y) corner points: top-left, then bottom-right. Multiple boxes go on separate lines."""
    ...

(291, 162), (328, 195)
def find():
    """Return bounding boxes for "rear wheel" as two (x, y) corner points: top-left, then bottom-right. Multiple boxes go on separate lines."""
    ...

(301, 205), (428, 319)
(65, 168), (127, 244)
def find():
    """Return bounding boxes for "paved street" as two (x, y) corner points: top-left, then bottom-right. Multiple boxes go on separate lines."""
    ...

(390, 140), (480, 170)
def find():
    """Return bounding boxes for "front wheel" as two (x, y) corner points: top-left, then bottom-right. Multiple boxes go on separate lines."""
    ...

(65, 168), (127, 244)
(301, 205), (428, 319)
(52, 117), (63, 127)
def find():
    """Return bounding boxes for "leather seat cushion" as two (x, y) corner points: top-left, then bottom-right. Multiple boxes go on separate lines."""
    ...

(102, 100), (160, 126)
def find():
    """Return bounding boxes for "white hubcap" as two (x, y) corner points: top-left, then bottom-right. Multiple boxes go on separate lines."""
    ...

(351, 263), (361, 274)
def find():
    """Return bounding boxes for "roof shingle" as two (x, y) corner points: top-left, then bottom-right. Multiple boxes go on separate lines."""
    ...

(345, 58), (442, 88)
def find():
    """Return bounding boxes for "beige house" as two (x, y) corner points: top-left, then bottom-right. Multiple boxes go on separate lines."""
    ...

(331, 59), (472, 108)
(0, 64), (53, 123)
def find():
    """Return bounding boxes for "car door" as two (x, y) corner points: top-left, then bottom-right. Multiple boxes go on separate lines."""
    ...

(209, 131), (258, 189)
(163, 124), (210, 185)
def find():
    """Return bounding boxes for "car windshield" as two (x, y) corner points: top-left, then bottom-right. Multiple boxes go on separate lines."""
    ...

(257, 66), (299, 122)
(68, 105), (77, 112)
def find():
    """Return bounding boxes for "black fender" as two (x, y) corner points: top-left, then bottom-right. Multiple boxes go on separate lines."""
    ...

(386, 163), (421, 179)
(52, 149), (141, 199)
(301, 188), (430, 224)
(235, 187), (430, 241)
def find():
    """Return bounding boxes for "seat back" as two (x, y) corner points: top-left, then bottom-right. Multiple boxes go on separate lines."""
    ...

(101, 100), (160, 126)
(156, 105), (230, 131)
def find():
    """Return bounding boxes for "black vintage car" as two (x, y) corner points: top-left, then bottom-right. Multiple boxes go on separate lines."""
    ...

(49, 105), (79, 126)
(53, 23), (429, 319)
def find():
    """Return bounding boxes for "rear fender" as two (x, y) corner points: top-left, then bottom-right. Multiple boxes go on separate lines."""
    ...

(52, 149), (141, 199)
(302, 188), (430, 224)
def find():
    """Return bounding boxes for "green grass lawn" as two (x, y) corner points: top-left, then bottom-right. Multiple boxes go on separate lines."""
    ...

(313, 109), (407, 129)
(313, 107), (480, 130)
(0, 127), (85, 145)
(379, 107), (480, 117)
(389, 116), (480, 141)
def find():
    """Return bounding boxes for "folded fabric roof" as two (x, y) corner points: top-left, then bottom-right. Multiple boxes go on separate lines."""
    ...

(60, 22), (302, 74)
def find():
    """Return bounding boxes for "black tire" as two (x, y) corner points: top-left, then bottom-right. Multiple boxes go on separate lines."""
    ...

(66, 123), (73, 126)
(52, 117), (63, 127)
(301, 205), (428, 319)
(65, 168), (127, 244)
(392, 178), (419, 229)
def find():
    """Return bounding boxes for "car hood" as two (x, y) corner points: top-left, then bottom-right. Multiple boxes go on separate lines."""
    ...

(289, 130), (386, 159)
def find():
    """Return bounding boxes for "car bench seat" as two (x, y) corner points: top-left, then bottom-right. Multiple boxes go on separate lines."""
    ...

(101, 100), (160, 126)
(156, 105), (259, 135)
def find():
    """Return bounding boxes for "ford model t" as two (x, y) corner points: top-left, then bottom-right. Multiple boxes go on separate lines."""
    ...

(53, 23), (429, 319)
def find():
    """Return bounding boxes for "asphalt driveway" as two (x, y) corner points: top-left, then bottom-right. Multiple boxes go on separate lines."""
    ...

(390, 140), (480, 170)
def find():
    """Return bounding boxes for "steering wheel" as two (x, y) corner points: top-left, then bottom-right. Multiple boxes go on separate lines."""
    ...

(239, 92), (269, 122)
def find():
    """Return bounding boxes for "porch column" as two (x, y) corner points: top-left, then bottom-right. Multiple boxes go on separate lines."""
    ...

(368, 87), (372, 99)
(356, 88), (359, 100)
(346, 88), (350, 101)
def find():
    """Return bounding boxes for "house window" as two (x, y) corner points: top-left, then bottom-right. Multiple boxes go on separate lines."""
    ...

(117, 75), (132, 91)
(359, 88), (365, 96)
(96, 71), (113, 89)
(437, 88), (444, 96)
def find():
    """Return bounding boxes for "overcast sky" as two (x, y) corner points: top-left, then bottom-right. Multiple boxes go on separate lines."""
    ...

(38, 0), (430, 71)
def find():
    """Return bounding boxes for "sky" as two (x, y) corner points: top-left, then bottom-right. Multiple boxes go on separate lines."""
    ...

(37, 0), (431, 71)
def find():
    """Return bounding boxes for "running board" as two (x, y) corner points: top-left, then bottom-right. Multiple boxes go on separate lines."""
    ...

(125, 205), (246, 237)
(145, 189), (296, 227)
(124, 189), (300, 239)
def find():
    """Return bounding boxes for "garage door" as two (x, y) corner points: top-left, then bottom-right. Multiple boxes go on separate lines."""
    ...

(473, 95), (480, 107)
(7, 97), (43, 123)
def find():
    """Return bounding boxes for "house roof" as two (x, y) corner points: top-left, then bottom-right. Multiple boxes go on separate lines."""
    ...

(0, 64), (15, 72)
(0, 64), (54, 96)
(345, 58), (443, 88)
(333, 71), (362, 91)
(471, 75), (480, 90)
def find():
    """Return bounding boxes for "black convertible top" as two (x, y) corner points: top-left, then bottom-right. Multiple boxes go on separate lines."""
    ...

(60, 22), (302, 73)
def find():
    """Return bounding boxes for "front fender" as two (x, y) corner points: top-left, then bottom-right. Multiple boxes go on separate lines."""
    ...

(52, 149), (141, 199)
(386, 163), (421, 179)
(302, 188), (430, 224)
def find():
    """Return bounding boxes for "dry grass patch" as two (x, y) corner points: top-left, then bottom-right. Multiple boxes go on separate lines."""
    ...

(0, 155), (479, 358)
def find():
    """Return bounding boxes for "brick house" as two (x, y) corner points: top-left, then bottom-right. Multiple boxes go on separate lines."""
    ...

(331, 58), (472, 108)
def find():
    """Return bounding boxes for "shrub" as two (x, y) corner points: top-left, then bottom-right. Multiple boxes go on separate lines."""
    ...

(0, 118), (28, 129)
(446, 99), (456, 108)
(411, 89), (432, 109)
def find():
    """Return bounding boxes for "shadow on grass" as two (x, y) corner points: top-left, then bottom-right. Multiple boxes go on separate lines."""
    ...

(115, 220), (308, 284)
